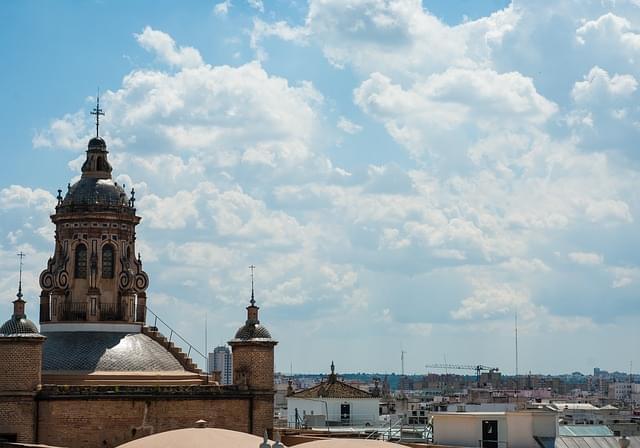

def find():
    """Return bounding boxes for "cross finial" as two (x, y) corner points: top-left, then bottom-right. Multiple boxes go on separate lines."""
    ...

(249, 264), (256, 306)
(16, 251), (26, 299)
(90, 89), (105, 137)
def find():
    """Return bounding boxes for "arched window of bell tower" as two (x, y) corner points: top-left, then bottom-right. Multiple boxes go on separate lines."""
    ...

(102, 244), (114, 278)
(75, 244), (88, 278)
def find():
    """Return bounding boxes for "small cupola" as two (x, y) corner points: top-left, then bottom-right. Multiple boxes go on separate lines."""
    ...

(0, 253), (39, 335)
(80, 94), (112, 179)
(232, 265), (273, 341)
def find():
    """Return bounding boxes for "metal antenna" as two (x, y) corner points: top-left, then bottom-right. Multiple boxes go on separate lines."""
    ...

(16, 251), (26, 299)
(515, 310), (519, 396)
(249, 264), (256, 306)
(90, 89), (105, 137)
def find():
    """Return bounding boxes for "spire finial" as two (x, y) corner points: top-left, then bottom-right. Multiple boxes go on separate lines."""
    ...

(331, 360), (335, 375)
(16, 251), (25, 300)
(249, 264), (256, 306)
(90, 89), (105, 137)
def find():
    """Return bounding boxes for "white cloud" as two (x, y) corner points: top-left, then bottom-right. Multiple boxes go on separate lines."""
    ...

(572, 66), (637, 104)
(576, 12), (640, 51)
(250, 19), (310, 59)
(337, 116), (363, 134)
(607, 266), (640, 288)
(0, 185), (56, 211)
(248, 0), (264, 12)
(167, 242), (234, 267)
(39, 63), (322, 171)
(585, 199), (632, 223)
(568, 251), (603, 266)
(134, 26), (204, 68)
(138, 189), (199, 229)
(354, 68), (556, 158)
(32, 111), (88, 150)
(18, 12), (640, 373)
(214, 0), (232, 16)
(500, 257), (550, 272)
(300, 0), (519, 77)
(451, 279), (533, 321)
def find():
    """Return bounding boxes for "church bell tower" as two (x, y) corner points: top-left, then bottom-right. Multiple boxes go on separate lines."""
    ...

(38, 97), (149, 326)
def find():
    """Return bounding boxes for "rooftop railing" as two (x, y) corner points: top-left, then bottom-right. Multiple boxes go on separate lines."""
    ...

(144, 305), (208, 369)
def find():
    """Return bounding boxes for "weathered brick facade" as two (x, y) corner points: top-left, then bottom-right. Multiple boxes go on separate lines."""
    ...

(35, 385), (271, 447)
(231, 341), (276, 391)
(0, 336), (44, 443)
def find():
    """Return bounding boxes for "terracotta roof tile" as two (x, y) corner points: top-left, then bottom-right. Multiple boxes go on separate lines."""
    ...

(292, 380), (373, 399)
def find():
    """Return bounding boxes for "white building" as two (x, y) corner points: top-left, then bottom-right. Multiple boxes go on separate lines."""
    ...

(432, 411), (558, 448)
(208, 345), (233, 385)
(287, 362), (380, 427)
(609, 382), (634, 402)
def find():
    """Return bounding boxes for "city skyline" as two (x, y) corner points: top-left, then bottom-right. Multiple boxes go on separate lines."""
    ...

(1, 0), (639, 375)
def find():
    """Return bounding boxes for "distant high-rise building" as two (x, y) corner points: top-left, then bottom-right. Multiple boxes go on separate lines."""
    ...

(209, 345), (233, 385)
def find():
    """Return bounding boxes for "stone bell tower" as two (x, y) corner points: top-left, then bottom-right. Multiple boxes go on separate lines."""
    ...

(38, 96), (149, 326)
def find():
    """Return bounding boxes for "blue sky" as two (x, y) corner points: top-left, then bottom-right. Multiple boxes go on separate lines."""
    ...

(1, 0), (639, 375)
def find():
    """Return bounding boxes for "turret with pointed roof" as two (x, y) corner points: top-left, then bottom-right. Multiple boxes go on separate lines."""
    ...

(228, 266), (277, 436)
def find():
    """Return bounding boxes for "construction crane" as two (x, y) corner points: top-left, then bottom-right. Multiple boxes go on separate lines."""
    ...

(425, 363), (499, 384)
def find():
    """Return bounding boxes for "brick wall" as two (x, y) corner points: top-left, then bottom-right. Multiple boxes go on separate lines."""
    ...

(0, 337), (43, 444)
(252, 395), (275, 437)
(38, 397), (251, 448)
(231, 342), (275, 391)
(0, 337), (43, 392)
(0, 398), (36, 443)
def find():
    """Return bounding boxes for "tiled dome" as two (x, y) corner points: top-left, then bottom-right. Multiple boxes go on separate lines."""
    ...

(233, 323), (272, 340)
(62, 177), (127, 207)
(0, 316), (39, 335)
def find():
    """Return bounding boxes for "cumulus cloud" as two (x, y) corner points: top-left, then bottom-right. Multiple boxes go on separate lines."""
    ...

(572, 66), (637, 104)
(135, 26), (204, 68)
(450, 279), (533, 320)
(298, 0), (519, 77)
(0, 185), (57, 211)
(19, 13), (640, 373)
(32, 111), (88, 150)
(576, 12), (640, 51)
(354, 69), (556, 158)
(38, 64), (322, 172)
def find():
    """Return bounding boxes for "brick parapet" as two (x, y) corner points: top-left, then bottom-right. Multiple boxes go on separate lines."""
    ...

(37, 384), (273, 400)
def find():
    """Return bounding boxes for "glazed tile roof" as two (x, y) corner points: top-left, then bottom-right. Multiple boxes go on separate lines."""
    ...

(0, 316), (40, 335)
(292, 379), (373, 399)
(42, 332), (185, 372)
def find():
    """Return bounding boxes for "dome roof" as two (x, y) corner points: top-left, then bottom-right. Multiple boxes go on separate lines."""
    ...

(42, 332), (186, 372)
(116, 427), (282, 448)
(0, 316), (39, 335)
(62, 177), (128, 208)
(233, 323), (272, 340)
(88, 136), (107, 150)
(297, 440), (399, 447)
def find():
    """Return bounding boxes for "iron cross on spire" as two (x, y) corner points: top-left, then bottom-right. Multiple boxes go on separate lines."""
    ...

(249, 264), (256, 306)
(90, 90), (105, 137)
(16, 251), (26, 299)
